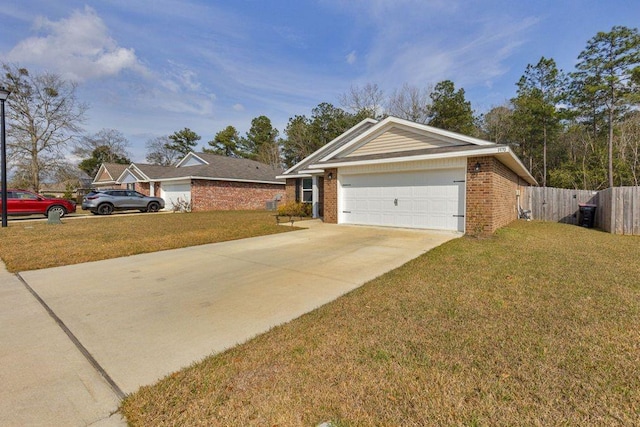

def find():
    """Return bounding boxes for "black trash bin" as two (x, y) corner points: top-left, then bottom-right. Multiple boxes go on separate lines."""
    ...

(578, 204), (597, 228)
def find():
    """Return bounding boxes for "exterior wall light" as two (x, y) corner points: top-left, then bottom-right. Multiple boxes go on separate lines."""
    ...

(327, 172), (333, 180)
(474, 162), (481, 173)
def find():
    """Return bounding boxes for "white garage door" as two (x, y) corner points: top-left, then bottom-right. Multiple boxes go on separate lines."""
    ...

(339, 168), (465, 232)
(160, 182), (191, 211)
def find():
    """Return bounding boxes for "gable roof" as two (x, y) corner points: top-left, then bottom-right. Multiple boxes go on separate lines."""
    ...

(92, 163), (130, 185)
(281, 116), (537, 185)
(110, 153), (284, 185)
(279, 118), (378, 177)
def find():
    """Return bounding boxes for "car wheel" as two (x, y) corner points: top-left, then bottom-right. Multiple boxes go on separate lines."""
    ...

(46, 205), (67, 218)
(147, 202), (160, 212)
(97, 203), (114, 215)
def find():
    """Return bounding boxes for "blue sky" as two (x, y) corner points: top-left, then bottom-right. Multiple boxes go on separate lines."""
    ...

(1, 0), (639, 162)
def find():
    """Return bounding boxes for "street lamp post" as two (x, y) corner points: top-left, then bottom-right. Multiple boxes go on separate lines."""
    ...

(0, 87), (10, 228)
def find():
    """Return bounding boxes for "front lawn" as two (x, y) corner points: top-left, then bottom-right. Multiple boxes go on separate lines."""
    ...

(0, 211), (294, 272)
(121, 221), (640, 425)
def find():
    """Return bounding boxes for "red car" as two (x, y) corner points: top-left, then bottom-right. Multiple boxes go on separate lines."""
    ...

(0, 189), (76, 217)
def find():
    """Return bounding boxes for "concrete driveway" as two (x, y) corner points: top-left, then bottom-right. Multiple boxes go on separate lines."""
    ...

(7, 221), (459, 424)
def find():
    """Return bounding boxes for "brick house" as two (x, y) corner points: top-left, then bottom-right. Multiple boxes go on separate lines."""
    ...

(92, 153), (285, 211)
(278, 116), (537, 235)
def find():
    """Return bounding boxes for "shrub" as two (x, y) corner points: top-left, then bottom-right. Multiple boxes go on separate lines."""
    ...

(277, 201), (311, 217)
(171, 197), (192, 213)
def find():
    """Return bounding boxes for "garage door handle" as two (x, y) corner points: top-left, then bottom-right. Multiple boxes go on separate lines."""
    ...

(453, 214), (465, 217)
(394, 198), (398, 206)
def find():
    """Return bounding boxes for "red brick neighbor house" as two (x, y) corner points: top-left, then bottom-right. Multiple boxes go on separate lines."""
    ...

(92, 153), (285, 211)
(278, 116), (537, 235)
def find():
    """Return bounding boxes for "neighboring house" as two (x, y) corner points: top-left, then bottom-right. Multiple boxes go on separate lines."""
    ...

(91, 153), (285, 211)
(278, 116), (537, 235)
(93, 163), (130, 190)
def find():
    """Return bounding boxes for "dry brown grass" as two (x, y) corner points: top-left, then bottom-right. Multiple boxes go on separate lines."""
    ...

(121, 221), (640, 426)
(0, 211), (294, 272)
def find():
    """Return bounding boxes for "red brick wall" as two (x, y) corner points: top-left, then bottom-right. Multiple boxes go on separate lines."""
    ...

(323, 168), (338, 223)
(285, 178), (297, 203)
(191, 180), (285, 211)
(136, 182), (150, 196)
(466, 157), (525, 235)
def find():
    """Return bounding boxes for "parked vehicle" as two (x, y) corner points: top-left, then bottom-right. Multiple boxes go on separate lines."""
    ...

(0, 189), (76, 217)
(82, 190), (165, 215)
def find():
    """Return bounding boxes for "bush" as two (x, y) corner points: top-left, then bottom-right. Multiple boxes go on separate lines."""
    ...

(277, 201), (311, 217)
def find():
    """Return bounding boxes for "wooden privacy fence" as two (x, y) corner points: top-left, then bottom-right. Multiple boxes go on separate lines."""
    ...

(522, 186), (640, 235)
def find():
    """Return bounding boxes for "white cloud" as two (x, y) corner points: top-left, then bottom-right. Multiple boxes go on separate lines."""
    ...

(6, 6), (149, 81)
(346, 50), (357, 65)
(233, 103), (245, 111)
(160, 61), (203, 93)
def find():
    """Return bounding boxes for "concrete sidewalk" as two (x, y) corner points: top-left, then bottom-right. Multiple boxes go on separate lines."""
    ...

(6, 221), (458, 424)
(0, 264), (124, 426)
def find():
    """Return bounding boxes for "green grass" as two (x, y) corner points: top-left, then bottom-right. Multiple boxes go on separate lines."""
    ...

(120, 221), (640, 426)
(0, 211), (295, 272)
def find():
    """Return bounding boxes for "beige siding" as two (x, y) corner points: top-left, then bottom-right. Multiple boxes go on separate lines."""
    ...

(97, 169), (112, 181)
(344, 128), (455, 157)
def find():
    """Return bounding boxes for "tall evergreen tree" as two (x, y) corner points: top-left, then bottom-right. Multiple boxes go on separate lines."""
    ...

(428, 80), (476, 135)
(240, 116), (281, 168)
(205, 126), (241, 157)
(512, 57), (567, 186)
(167, 128), (201, 157)
(571, 26), (640, 187)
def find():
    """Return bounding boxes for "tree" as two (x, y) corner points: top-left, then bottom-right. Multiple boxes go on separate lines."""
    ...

(145, 136), (180, 166)
(240, 116), (281, 168)
(308, 103), (358, 147)
(282, 115), (313, 167)
(74, 128), (131, 176)
(74, 128), (130, 161)
(78, 145), (131, 177)
(339, 83), (385, 119)
(386, 83), (431, 123)
(428, 80), (476, 135)
(572, 26), (640, 188)
(481, 105), (515, 145)
(618, 111), (640, 186)
(204, 126), (241, 157)
(281, 103), (365, 168)
(167, 127), (201, 157)
(1, 64), (87, 192)
(512, 57), (566, 186)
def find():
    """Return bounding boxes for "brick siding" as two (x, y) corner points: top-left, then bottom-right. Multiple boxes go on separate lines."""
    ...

(285, 178), (297, 203)
(190, 180), (285, 211)
(323, 168), (338, 223)
(136, 182), (150, 196)
(466, 157), (527, 235)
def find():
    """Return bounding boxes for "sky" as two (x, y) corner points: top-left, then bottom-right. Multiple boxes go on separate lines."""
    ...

(1, 0), (639, 162)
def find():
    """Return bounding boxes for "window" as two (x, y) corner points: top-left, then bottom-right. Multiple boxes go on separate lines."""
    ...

(302, 178), (312, 203)
(126, 183), (135, 190)
(14, 191), (38, 200)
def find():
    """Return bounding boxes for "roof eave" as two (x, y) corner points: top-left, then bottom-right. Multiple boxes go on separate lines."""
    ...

(310, 146), (537, 185)
(280, 117), (378, 176)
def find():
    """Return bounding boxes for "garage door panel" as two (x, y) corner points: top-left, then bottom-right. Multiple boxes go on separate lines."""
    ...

(340, 168), (465, 232)
(161, 182), (191, 210)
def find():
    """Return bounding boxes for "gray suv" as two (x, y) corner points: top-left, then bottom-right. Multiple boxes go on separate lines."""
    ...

(82, 190), (165, 215)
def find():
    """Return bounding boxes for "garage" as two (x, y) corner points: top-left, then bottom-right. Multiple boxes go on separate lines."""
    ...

(160, 181), (191, 210)
(280, 116), (538, 235)
(339, 168), (466, 232)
